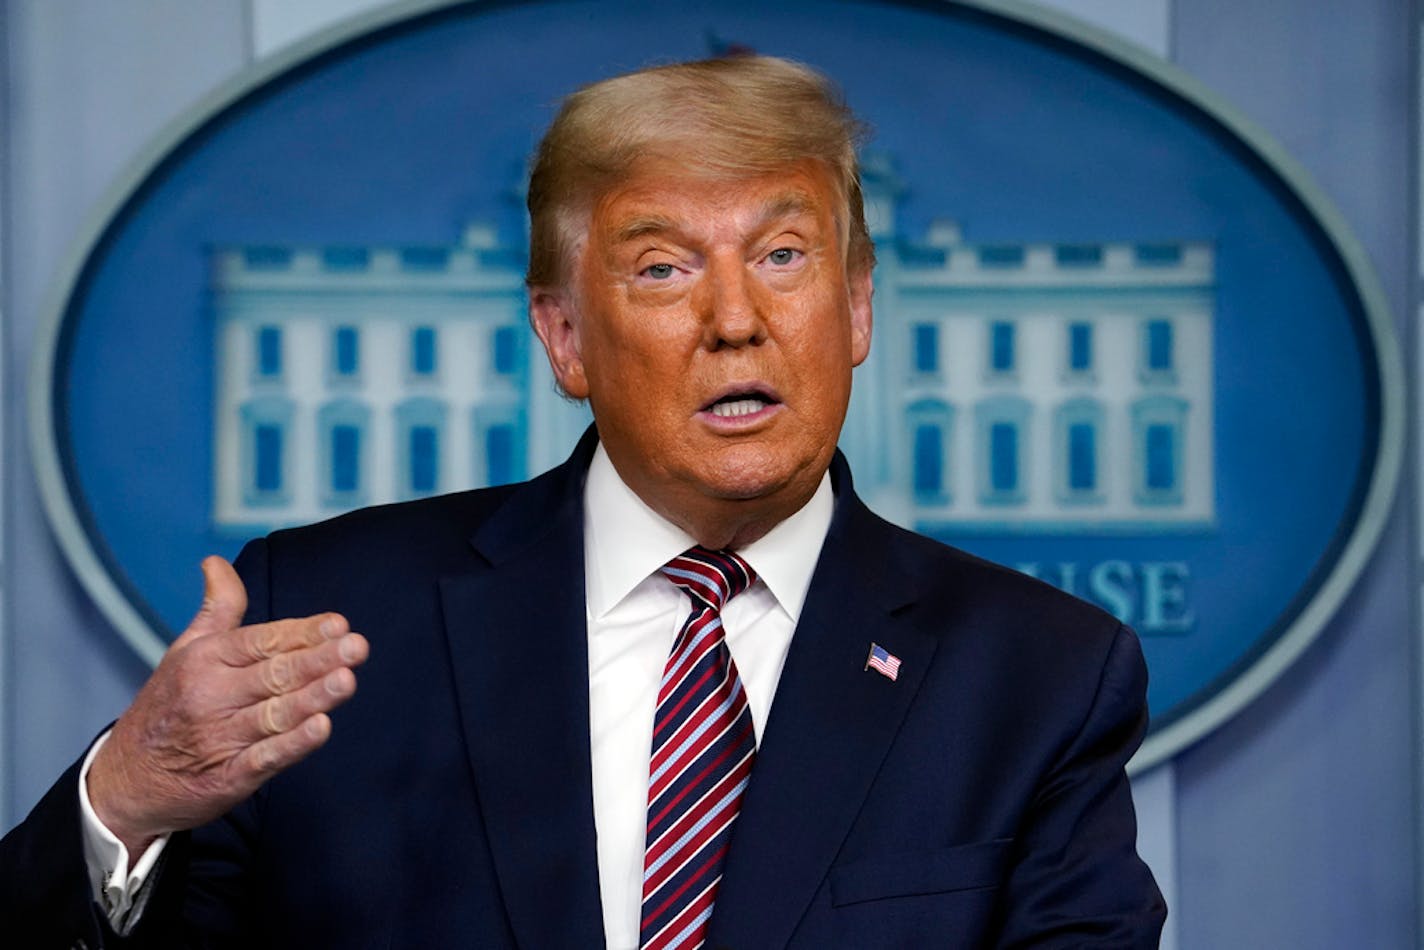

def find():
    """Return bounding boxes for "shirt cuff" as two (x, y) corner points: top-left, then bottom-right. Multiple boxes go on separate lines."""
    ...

(79, 730), (170, 935)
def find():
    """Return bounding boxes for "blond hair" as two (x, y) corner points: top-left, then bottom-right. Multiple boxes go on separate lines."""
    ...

(525, 55), (875, 288)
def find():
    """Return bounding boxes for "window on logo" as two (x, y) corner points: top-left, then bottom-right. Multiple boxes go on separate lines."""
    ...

(1054, 399), (1104, 504)
(913, 425), (943, 498)
(1142, 319), (1174, 380)
(255, 424), (283, 494)
(1055, 243), (1103, 267)
(241, 396), (293, 506)
(400, 246), (448, 271)
(990, 321), (1015, 374)
(487, 424), (517, 486)
(990, 423), (1018, 493)
(906, 399), (953, 506)
(396, 398), (446, 499)
(1069, 423), (1096, 491)
(323, 246), (369, 271)
(334, 326), (360, 377)
(913, 323), (939, 375)
(318, 400), (369, 506)
(411, 326), (437, 376)
(978, 245), (1025, 268)
(1135, 243), (1183, 266)
(256, 326), (282, 378)
(493, 326), (520, 375)
(1145, 424), (1174, 491)
(976, 397), (1029, 506)
(473, 408), (528, 487)
(331, 425), (360, 494)
(1068, 322), (1092, 374)
(1131, 395), (1187, 506)
(410, 426), (439, 494)
(244, 246), (292, 270)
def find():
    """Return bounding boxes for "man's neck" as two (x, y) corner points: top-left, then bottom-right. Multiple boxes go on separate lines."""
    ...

(582, 442), (834, 624)
(602, 462), (826, 551)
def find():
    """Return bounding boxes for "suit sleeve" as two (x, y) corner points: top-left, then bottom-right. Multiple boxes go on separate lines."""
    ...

(0, 539), (275, 949)
(0, 742), (120, 947)
(995, 623), (1167, 948)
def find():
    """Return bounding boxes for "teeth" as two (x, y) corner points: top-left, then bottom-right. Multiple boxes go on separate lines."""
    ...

(710, 398), (767, 418)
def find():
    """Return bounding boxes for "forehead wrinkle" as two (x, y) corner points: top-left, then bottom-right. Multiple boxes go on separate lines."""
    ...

(758, 192), (819, 227)
(610, 213), (679, 247)
(607, 189), (827, 249)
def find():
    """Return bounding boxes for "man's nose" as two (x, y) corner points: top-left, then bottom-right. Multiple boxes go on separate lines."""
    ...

(698, 257), (765, 349)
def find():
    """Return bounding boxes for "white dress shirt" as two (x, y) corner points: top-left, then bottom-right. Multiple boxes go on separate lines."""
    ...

(583, 445), (832, 949)
(79, 731), (166, 933)
(82, 443), (834, 944)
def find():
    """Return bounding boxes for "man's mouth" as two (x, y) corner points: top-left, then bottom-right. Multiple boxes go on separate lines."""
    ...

(702, 388), (781, 420)
(709, 396), (771, 418)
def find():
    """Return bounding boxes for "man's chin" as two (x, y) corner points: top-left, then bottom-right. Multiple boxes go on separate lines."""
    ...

(696, 444), (832, 499)
(696, 466), (816, 507)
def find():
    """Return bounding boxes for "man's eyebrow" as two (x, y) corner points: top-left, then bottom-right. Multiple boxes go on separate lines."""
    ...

(758, 193), (818, 225)
(607, 192), (822, 247)
(610, 215), (678, 246)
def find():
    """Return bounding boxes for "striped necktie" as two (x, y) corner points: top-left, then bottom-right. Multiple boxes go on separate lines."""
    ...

(640, 546), (758, 950)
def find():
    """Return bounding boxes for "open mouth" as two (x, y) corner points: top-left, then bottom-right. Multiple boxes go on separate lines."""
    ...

(703, 388), (780, 419)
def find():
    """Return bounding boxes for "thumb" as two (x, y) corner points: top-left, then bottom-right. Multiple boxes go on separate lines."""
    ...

(176, 556), (248, 644)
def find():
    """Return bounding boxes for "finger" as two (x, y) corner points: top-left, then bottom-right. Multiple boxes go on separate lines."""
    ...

(173, 557), (248, 647)
(216, 613), (350, 667)
(234, 713), (333, 783)
(245, 666), (358, 740)
(231, 632), (369, 706)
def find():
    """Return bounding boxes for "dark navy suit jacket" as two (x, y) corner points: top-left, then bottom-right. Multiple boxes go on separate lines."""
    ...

(4, 432), (1164, 947)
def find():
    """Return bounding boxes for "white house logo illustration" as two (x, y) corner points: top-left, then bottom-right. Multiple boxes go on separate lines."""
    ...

(35, 0), (1398, 771)
(210, 152), (1215, 538)
(210, 221), (591, 535)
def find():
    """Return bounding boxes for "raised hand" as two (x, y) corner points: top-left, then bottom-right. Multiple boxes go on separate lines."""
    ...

(85, 556), (369, 858)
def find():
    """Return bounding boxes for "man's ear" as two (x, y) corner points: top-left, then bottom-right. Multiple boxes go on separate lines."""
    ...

(529, 287), (590, 399)
(848, 267), (874, 367)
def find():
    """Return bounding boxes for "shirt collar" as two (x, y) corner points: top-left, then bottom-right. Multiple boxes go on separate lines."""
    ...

(583, 443), (833, 623)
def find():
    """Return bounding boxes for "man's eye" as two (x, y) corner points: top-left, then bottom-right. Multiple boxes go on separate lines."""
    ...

(767, 248), (800, 266)
(643, 263), (675, 280)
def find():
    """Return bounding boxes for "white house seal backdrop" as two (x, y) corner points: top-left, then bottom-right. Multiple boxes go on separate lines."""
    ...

(29, 0), (1402, 773)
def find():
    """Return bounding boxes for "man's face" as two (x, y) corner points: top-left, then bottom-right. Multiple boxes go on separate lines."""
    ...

(531, 159), (873, 541)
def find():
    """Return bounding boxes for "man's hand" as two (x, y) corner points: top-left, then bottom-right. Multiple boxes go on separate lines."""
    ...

(86, 556), (369, 858)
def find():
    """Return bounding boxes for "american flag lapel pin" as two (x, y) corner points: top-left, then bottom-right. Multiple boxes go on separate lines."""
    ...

(865, 642), (902, 681)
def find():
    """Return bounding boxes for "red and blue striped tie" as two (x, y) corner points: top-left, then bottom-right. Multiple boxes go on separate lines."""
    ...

(640, 546), (758, 950)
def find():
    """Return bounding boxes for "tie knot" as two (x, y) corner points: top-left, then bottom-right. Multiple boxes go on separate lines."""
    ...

(661, 545), (757, 612)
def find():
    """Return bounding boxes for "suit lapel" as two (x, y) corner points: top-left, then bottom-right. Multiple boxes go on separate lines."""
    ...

(438, 438), (934, 947)
(440, 431), (606, 949)
(708, 462), (940, 948)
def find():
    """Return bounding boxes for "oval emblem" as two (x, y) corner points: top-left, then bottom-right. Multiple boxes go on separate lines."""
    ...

(32, 0), (1402, 770)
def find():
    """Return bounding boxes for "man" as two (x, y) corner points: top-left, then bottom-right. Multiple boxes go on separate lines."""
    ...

(3, 56), (1164, 947)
